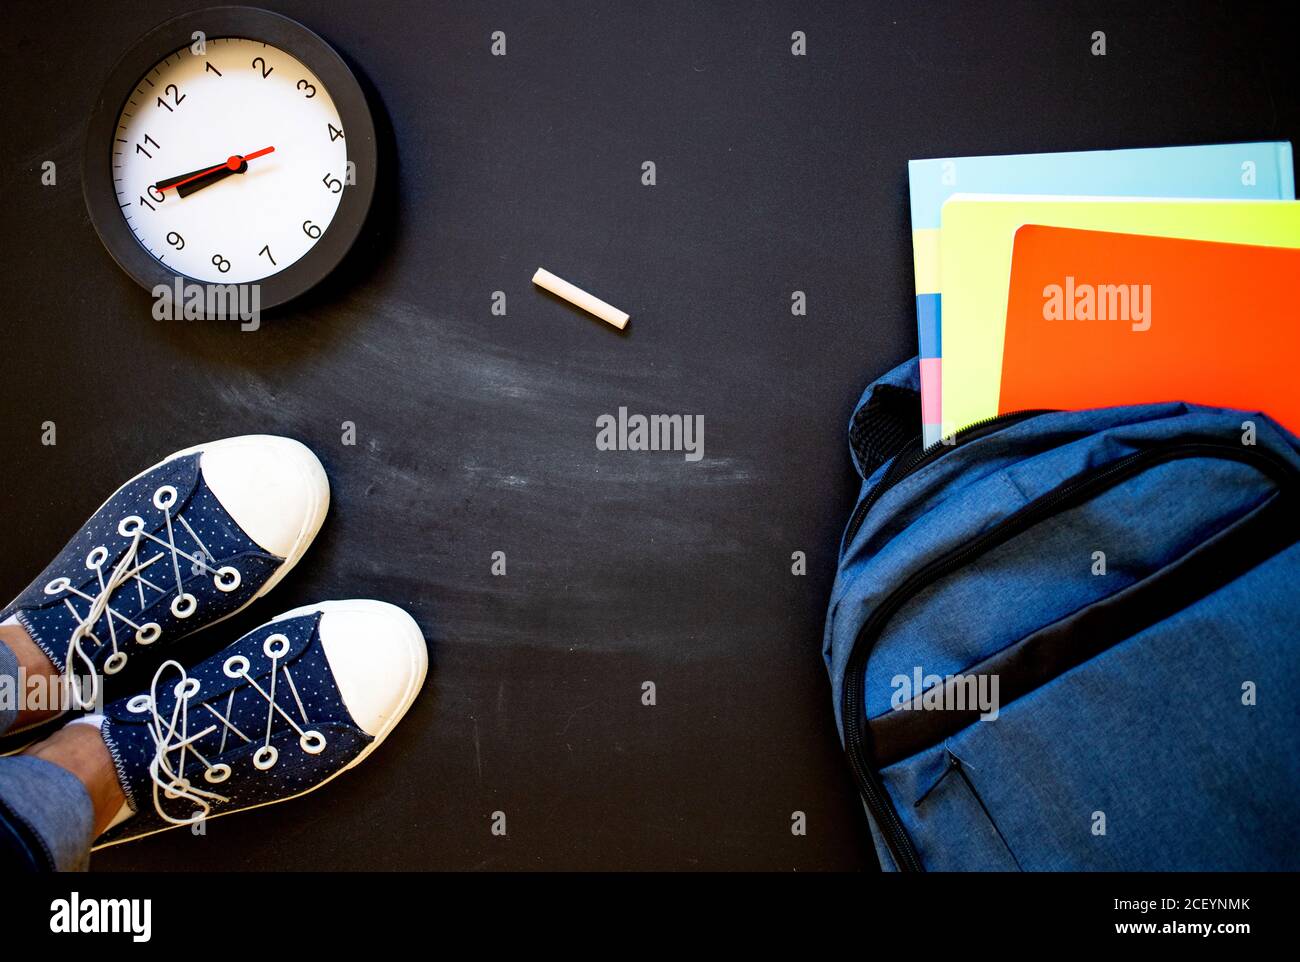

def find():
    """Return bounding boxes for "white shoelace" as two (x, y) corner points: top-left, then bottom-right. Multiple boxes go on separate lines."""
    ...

(45, 483), (243, 710)
(130, 639), (327, 826)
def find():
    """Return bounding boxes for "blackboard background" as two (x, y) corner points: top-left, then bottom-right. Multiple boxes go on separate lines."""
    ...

(0, 1), (1294, 871)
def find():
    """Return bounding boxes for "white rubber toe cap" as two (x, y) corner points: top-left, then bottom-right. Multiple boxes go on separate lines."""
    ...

(276, 600), (428, 738)
(197, 435), (329, 562)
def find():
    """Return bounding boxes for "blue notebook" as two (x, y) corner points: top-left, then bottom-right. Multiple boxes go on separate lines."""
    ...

(907, 141), (1296, 446)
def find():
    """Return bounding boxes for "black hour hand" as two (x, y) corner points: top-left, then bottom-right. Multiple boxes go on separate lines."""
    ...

(154, 159), (248, 198)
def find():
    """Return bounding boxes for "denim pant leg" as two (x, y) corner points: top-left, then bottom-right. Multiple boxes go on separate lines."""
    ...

(0, 640), (95, 871)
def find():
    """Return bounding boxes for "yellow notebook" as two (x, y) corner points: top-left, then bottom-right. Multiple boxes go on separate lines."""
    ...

(938, 196), (1300, 435)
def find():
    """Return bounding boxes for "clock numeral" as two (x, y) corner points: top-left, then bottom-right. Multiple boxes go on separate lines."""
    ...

(205, 62), (222, 77)
(166, 231), (185, 250)
(322, 172), (343, 194)
(296, 79), (317, 98)
(252, 56), (273, 78)
(328, 123), (344, 142)
(135, 134), (160, 160)
(138, 184), (165, 210)
(258, 245), (276, 266)
(156, 83), (185, 112)
(212, 254), (231, 274)
(302, 220), (322, 239)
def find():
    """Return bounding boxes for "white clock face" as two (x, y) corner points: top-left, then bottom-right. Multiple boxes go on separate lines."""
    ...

(114, 37), (349, 284)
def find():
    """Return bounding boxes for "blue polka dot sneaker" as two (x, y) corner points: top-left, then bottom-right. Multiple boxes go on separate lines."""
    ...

(1, 436), (329, 715)
(92, 600), (427, 847)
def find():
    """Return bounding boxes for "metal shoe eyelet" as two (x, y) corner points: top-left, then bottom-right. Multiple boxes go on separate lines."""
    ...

(164, 777), (190, 799)
(213, 566), (241, 592)
(85, 546), (109, 569)
(223, 655), (250, 678)
(173, 677), (200, 699)
(126, 695), (153, 713)
(136, 622), (162, 645)
(300, 730), (327, 754)
(253, 746), (279, 770)
(104, 652), (128, 674)
(152, 485), (178, 510)
(204, 764), (232, 784)
(117, 515), (145, 537)
(262, 633), (291, 658)
(43, 577), (71, 595)
(171, 593), (197, 618)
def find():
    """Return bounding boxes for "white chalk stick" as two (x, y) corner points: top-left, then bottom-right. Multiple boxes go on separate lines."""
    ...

(532, 268), (630, 330)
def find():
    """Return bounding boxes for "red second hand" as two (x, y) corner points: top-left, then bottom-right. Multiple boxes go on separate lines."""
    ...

(161, 146), (276, 192)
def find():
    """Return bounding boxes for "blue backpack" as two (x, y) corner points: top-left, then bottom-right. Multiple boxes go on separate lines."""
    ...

(824, 357), (1300, 871)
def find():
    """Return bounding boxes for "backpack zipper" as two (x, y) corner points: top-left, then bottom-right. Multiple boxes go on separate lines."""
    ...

(842, 439), (1297, 872)
(841, 410), (1053, 554)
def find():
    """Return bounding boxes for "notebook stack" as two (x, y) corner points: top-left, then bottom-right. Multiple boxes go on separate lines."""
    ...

(907, 142), (1298, 444)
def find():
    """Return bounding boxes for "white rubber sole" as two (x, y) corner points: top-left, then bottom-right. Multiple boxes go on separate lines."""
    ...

(92, 600), (428, 851)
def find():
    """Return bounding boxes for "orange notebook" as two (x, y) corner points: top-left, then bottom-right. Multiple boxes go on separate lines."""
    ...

(999, 226), (1300, 432)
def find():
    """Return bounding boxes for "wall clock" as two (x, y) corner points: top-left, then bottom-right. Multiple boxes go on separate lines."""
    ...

(82, 6), (377, 310)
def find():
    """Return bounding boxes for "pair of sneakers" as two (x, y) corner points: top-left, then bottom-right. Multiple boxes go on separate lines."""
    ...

(1, 436), (427, 848)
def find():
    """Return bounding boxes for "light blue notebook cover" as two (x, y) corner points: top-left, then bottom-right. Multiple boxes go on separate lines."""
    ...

(908, 141), (1296, 446)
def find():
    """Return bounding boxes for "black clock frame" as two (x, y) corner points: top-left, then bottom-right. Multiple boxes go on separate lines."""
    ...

(82, 6), (377, 311)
